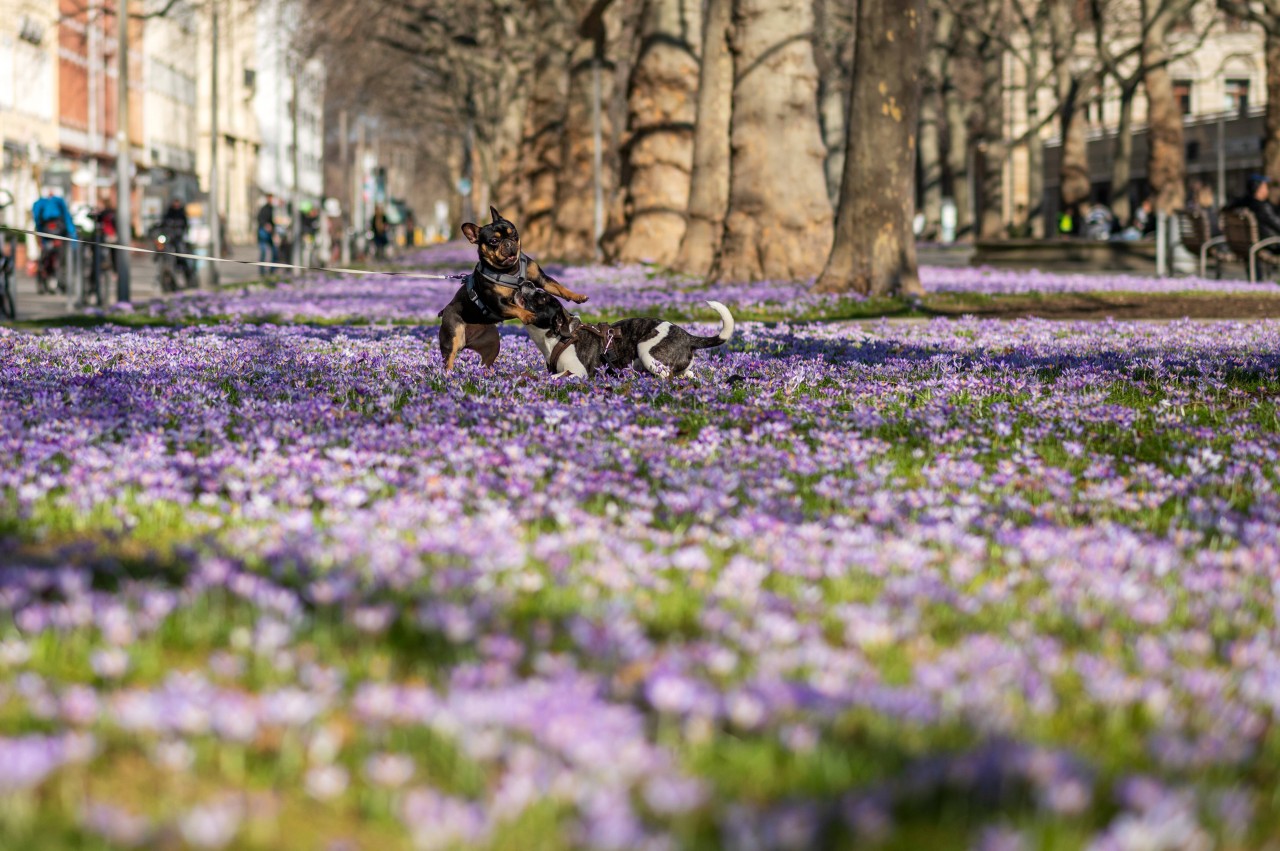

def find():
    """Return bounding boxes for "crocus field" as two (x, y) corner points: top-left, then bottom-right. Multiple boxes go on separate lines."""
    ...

(4, 252), (1280, 850)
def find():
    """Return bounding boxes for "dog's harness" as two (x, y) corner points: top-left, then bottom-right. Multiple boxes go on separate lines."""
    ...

(465, 255), (530, 320)
(549, 317), (617, 372)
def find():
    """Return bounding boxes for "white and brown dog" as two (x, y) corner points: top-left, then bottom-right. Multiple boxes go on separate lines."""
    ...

(522, 288), (734, 379)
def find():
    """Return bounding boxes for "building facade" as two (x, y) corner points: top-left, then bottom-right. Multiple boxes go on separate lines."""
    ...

(195, 0), (262, 245)
(0, 0), (60, 234)
(1004, 8), (1268, 229)
(253, 0), (324, 218)
(139, 0), (199, 229)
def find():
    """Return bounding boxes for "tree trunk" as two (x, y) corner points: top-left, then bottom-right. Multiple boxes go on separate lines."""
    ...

(813, 0), (849, 203)
(550, 7), (622, 262)
(1058, 81), (1092, 215)
(673, 0), (732, 277)
(1025, 58), (1045, 237)
(944, 82), (974, 240)
(1111, 81), (1137, 226)
(611, 0), (701, 265)
(1143, 25), (1185, 214)
(815, 0), (925, 296)
(521, 19), (572, 249)
(920, 8), (953, 241)
(920, 87), (944, 241)
(1266, 26), (1280, 188)
(711, 0), (834, 282)
(978, 34), (1005, 240)
(819, 77), (847, 205)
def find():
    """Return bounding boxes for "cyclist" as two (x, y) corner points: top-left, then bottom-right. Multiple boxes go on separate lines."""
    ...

(32, 187), (75, 292)
(159, 198), (192, 281)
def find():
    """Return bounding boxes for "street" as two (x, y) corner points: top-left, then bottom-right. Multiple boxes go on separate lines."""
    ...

(9, 243), (274, 322)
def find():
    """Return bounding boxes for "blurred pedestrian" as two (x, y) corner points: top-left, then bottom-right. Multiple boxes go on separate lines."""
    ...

(1084, 201), (1115, 241)
(370, 205), (390, 260)
(1227, 175), (1280, 241)
(257, 194), (278, 263)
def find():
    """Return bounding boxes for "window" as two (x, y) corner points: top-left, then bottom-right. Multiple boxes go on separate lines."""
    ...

(1225, 78), (1250, 114)
(1173, 79), (1192, 115)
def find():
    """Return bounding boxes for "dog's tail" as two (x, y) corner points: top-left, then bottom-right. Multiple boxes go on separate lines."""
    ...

(692, 301), (735, 349)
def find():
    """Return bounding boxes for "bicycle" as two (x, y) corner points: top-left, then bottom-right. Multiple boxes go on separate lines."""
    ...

(79, 210), (118, 307)
(151, 224), (195, 293)
(0, 190), (15, 320)
(35, 221), (67, 296)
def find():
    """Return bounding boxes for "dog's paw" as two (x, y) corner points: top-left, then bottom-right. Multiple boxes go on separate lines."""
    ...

(569, 294), (589, 304)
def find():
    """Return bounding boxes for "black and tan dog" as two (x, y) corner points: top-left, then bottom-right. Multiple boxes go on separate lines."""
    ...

(522, 287), (734, 379)
(437, 208), (589, 371)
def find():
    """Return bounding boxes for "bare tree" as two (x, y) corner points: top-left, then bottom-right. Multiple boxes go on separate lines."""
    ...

(812, 0), (856, 203)
(610, 0), (701, 265)
(919, 5), (957, 240)
(1140, 0), (1204, 213)
(816, 0), (926, 296)
(672, 0), (732, 276)
(710, 0), (834, 282)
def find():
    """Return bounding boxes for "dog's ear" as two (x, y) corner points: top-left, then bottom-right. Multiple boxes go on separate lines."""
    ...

(553, 310), (574, 338)
(461, 222), (481, 244)
(489, 206), (504, 224)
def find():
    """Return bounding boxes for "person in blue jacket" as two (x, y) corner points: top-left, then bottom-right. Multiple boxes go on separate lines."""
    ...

(32, 188), (76, 291)
(32, 187), (76, 240)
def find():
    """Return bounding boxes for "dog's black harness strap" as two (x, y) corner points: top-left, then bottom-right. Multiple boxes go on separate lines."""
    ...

(464, 273), (501, 320)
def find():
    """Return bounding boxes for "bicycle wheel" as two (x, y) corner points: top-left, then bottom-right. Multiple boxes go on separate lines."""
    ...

(0, 254), (14, 319)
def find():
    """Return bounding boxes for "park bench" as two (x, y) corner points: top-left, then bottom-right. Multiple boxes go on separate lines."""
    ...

(1174, 208), (1228, 279)
(1221, 208), (1280, 283)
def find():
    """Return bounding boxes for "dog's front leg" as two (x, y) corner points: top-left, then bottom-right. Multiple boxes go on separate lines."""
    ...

(527, 259), (588, 304)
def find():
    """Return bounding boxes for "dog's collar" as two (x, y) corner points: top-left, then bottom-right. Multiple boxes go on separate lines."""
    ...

(475, 254), (528, 290)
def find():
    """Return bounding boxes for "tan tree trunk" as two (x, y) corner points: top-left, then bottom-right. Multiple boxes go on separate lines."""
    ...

(521, 16), (573, 249)
(549, 37), (616, 260)
(920, 8), (953, 241)
(1110, 81), (1138, 226)
(815, 0), (925, 296)
(813, 0), (850, 203)
(1266, 26), (1280, 188)
(612, 0), (701, 265)
(978, 33), (1005, 240)
(1143, 25), (1185, 214)
(673, 0), (732, 276)
(944, 83), (974, 240)
(1058, 87), (1091, 215)
(711, 0), (833, 283)
(920, 88), (943, 240)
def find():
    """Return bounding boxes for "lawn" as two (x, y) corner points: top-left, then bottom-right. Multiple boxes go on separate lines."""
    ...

(2, 261), (1280, 849)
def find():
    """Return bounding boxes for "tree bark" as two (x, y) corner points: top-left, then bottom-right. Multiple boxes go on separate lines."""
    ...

(1058, 82), (1092, 214)
(919, 7), (953, 241)
(1110, 81), (1138, 226)
(673, 0), (732, 277)
(944, 79), (974, 240)
(815, 0), (925, 296)
(612, 0), (701, 265)
(521, 13), (573, 249)
(813, 0), (850, 203)
(549, 5), (622, 261)
(1266, 26), (1280, 188)
(1143, 21), (1186, 214)
(920, 86), (944, 241)
(709, 0), (834, 282)
(978, 31), (1005, 240)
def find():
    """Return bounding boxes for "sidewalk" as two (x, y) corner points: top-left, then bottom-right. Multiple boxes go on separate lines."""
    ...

(10, 243), (269, 323)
